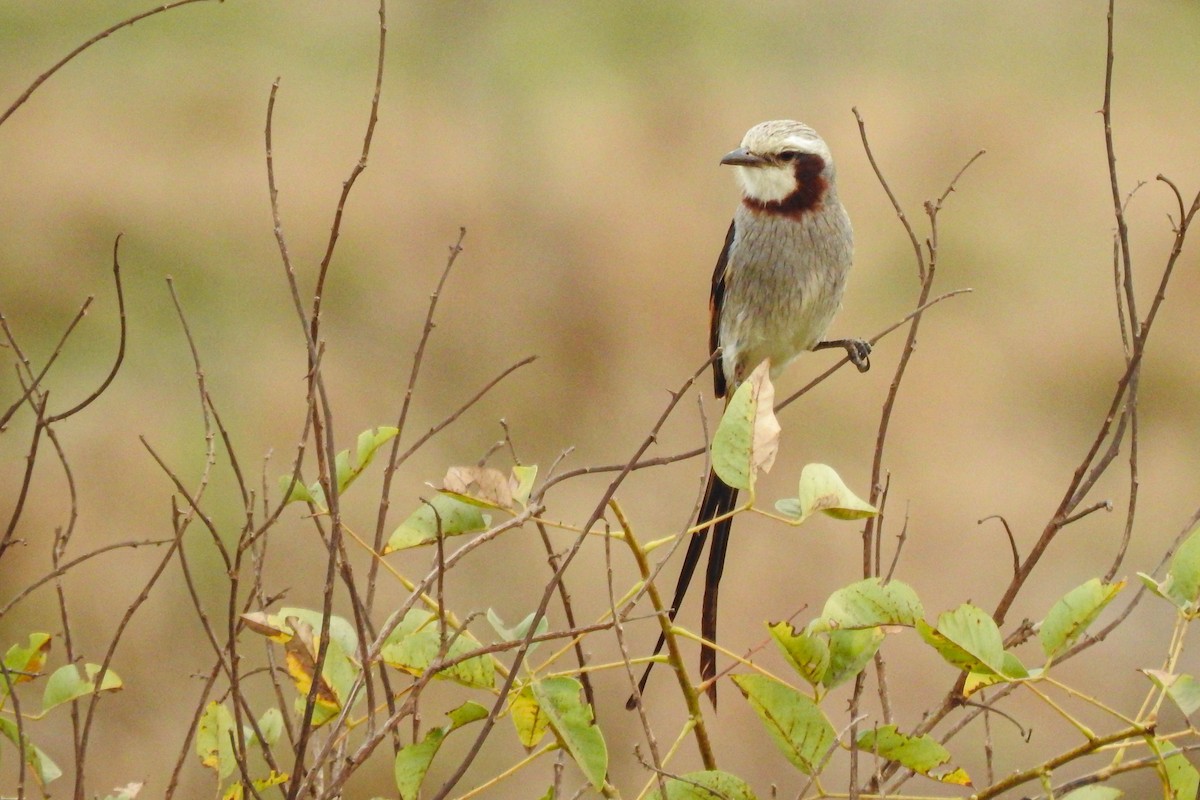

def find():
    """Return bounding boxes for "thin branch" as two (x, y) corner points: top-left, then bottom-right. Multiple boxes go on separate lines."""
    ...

(1, 394), (48, 559)
(0, 297), (94, 430)
(370, 228), (468, 609)
(1061, 499), (1114, 527)
(45, 236), (128, 423)
(430, 355), (715, 800)
(0, 538), (171, 618)
(775, 287), (973, 414)
(978, 514), (1021, 579)
(0, 0), (217, 129)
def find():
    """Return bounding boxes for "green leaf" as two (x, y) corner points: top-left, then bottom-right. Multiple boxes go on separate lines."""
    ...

(487, 609), (550, 650)
(964, 652), (1031, 697)
(196, 701), (237, 779)
(384, 493), (488, 552)
(510, 684), (552, 748)
(394, 726), (446, 800)
(731, 673), (835, 775)
(511, 465), (538, 506)
(41, 663), (122, 713)
(393, 703), (488, 800)
(338, 426), (400, 493)
(821, 578), (923, 629)
(711, 360), (779, 491)
(278, 473), (318, 506)
(530, 676), (608, 790)
(1162, 525), (1200, 610)
(1061, 787), (1123, 800)
(1162, 751), (1199, 800)
(779, 464), (877, 524)
(1040, 579), (1125, 659)
(3, 632), (51, 689)
(245, 707), (284, 748)
(381, 609), (495, 689)
(769, 621), (829, 687)
(648, 770), (758, 800)
(0, 715), (63, 787)
(856, 725), (971, 785)
(1144, 670), (1200, 717)
(917, 604), (1008, 677)
(278, 607), (359, 657)
(823, 627), (885, 689)
(447, 700), (490, 728)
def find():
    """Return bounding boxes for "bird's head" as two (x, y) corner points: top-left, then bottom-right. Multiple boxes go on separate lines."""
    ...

(721, 120), (835, 212)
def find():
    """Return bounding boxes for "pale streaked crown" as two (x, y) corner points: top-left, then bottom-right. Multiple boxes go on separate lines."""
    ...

(723, 119), (835, 203)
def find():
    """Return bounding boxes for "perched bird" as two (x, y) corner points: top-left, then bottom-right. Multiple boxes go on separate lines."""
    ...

(635, 120), (869, 706)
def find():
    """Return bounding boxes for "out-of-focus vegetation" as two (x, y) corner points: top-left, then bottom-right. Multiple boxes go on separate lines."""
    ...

(2, 2), (1199, 797)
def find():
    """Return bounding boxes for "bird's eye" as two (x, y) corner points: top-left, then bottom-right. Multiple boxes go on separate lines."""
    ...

(777, 151), (800, 163)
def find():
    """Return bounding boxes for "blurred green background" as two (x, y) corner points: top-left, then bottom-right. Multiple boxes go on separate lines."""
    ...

(2, 1), (1199, 797)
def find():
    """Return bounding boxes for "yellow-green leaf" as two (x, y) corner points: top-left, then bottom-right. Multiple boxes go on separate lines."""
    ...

(0, 716), (62, 787)
(821, 578), (923, 629)
(531, 676), (607, 790)
(769, 621), (829, 688)
(385, 493), (488, 552)
(1162, 751), (1199, 799)
(337, 426), (400, 493)
(917, 604), (1008, 677)
(381, 609), (495, 689)
(648, 770), (758, 800)
(711, 360), (779, 491)
(3, 632), (51, 686)
(196, 701), (236, 779)
(1144, 670), (1200, 717)
(41, 663), (122, 713)
(511, 464), (538, 506)
(732, 673), (835, 775)
(1161, 525), (1200, 610)
(245, 708), (284, 748)
(857, 725), (971, 786)
(394, 703), (489, 800)
(278, 474), (319, 506)
(823, 627), (884, 689)
(780, 464), (877, 524)
(1062, 787), (1123, 800)
(1040, 578), (1124, 659)
(510, 684), (552, 749)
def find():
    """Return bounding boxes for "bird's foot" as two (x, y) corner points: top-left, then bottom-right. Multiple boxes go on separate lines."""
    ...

(816, 338), (872, 372)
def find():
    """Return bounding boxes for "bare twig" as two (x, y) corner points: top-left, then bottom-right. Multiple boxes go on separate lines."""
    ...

(0, 297), (93, 431)
(44, 236), (128, 423)
(0, 538), (171, 618)
(0, 0), (217, 129)
(370, 228), (469, 608)
(430, 355), (716, 800)
(978, 515), (1021, 579)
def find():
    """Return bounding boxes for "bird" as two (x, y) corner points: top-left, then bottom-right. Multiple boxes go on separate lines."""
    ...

(633, 120), (869, 707)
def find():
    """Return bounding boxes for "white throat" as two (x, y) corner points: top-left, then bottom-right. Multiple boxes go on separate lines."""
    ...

(734, 164), (796, 203)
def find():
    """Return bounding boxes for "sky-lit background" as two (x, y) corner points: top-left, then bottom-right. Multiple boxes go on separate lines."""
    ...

(2, 2), (1199, 797)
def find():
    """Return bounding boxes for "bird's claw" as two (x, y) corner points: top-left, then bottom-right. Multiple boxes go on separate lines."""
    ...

(815, 338), (872, 372)
(846, 339), (871, 372)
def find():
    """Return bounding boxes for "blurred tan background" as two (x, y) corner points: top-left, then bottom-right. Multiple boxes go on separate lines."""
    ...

(2, 1), (1199, 797)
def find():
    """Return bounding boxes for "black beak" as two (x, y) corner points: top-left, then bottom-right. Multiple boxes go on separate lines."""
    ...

(720, 147), (769, 167)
